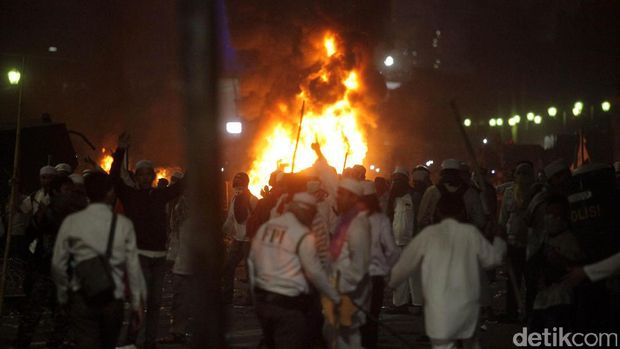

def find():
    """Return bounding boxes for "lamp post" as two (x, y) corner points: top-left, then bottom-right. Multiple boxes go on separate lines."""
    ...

(0, 64), (24, 314)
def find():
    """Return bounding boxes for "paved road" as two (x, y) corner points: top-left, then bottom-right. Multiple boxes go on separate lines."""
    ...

(0, 268), (520, 348)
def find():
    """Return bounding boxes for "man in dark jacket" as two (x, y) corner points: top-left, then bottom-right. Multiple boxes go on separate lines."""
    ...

(110, 132), (184, 349)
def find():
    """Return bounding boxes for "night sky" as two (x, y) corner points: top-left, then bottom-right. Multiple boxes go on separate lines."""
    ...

(1, 0), (618, 170)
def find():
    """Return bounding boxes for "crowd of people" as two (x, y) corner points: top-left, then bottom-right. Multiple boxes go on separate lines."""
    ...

(2, 131), (620, 349)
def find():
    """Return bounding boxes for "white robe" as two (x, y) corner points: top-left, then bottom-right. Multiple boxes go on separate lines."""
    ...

(389, 218), (506, 340)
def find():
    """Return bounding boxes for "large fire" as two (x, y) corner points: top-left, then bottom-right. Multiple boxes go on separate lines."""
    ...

(247, 31), (370, 195)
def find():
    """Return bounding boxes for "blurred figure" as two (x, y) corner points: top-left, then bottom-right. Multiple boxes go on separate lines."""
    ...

(359, 181), (399, 349)
(324, 178), (371, 348)
(389, 194), (506, 349)
(417, 159), (486, 231)
(529, 194), (584, 331)
(498, 161), (540, 321)
(246, 170), (286, 240)
(52, 172), (145, 349)
(222, 172), (258, 305)
(14, 176), (87, 349)
(54, 163), (73, 176)
(352, 164), (366, 180)
(374, 176), (389, 214)
(110, 133), (184, 349)
(249, 192), (340, 348)
(411, 165), (432, 226)
(523, 160), (571, 317)
(387, 167), (416, 312)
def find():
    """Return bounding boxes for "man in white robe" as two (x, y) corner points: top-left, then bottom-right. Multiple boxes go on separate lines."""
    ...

(389, 196), (506, 349)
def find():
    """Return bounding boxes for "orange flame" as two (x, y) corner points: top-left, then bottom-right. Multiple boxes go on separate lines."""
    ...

(99, 148), (114, 173)
(247, 31), (371, 195)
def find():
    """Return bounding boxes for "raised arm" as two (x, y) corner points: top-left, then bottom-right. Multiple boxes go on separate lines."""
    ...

(388, 232), (425, 289)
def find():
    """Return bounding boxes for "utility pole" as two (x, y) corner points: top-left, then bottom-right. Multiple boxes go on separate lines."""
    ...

(178, 0), (226, 347)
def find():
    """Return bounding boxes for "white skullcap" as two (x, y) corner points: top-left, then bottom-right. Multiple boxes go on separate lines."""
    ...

(55, 163), (72, 174)
(292, 192), (317, 207)
(544, 159), (569, 179)
(40, 165), (57, 176)
(307, 180), (321, 194)
(69, 173), (84, 184)
(392, 167), (409, 177)
(441, 159), (461, 170)
(339, 177), (363, 196)
(135, 160), (154, 171)
(361, 180), (376, 196)
(172, 171), (184, 179)
(411, 169), (430, 182)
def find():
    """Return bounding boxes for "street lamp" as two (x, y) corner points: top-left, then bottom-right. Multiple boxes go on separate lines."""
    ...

(534, 115), (542, 124)
(574, 101), (583, 111)
(7, 69), (21, 85)
(496, 118), (504, 126)
(489, 119), (496, 127)
(526, 112), (535, 121)
(463, 118), (472, 127)
(225, 121), (242, 134)
(601, 101), (611, 112)
(384, 55), (394, 67)
(572, 107), (581, 117)
(547, 106), (557, 117)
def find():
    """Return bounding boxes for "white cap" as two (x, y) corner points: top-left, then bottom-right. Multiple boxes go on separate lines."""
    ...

(69, 173), (84, 184)
(392, 167), (409, 177)
(172, 171), (184, 179)
(544, 159), (569, 179)
(40, 165), (57, 176)
(135, 160), (154, 171)
(307, 180), (321, 194)
(292, 192), (317, 207)
(361, 180), (376, 196)
(441, 159), (461, 170)
(339, 177), (363, 196)
(55, 163), (72, 174)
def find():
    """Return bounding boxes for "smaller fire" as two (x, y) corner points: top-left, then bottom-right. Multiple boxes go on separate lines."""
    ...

(99, 148), (114, 173)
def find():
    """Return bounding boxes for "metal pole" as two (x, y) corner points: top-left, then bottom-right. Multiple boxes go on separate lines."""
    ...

(291, 100), (305, 173)
(0, 56), (25, 314)
(178, 0), (225, 347)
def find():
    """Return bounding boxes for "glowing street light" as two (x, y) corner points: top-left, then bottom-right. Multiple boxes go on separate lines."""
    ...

(369, 164), (375, 170)
(489, 119), (496, 127)
(534, 115), (542, 124)
(572, 107), (581, 117)
(601, 101), (611, 112)
(513, 115), (521, 123)
(574, 101), (583, 111)
(225, 121), (243, 134)
(482, 138), (488, 144)
(384, 55), (394, 67)
(508, 118), (516, 126)
(526, 112), (535, 121)
(463, 118), (472, 127)
(7, 69), (21, 85)
(425, 160), (434, 167)
(547, 106), (557, 117)
(496, 118), (504, 126)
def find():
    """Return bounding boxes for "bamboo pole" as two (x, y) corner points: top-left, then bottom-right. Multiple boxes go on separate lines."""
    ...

(291, 100), (305, 173)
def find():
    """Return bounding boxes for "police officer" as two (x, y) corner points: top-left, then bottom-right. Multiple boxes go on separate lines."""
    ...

(249, 192), (340, 348)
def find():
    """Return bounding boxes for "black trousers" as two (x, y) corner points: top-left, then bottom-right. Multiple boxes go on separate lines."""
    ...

(70, 293), (125, 349)
(361, 276), (385, 349)
(223, 240), (250, 304)
(506, 245), (526, 318)
(254, 289), (310, 349)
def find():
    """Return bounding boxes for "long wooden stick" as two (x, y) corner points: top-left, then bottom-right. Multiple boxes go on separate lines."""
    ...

(0, 56), (25, 314)
(450, 100), (525, 316)
(291, 100), (305, 173)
